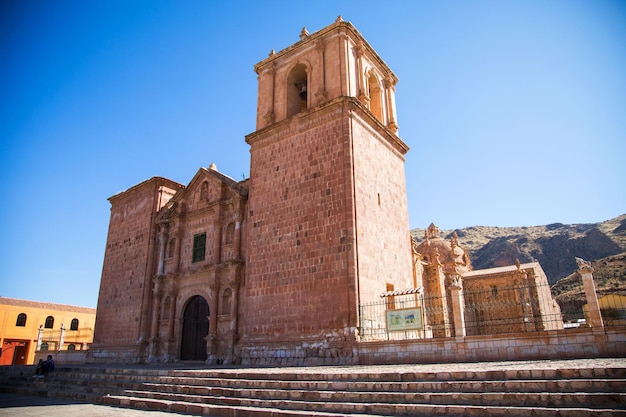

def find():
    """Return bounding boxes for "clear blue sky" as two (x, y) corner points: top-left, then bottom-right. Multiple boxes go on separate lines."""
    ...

(1, 1), (624, 308)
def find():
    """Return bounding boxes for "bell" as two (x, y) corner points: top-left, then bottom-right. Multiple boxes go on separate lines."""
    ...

(299, 84), (307, 100)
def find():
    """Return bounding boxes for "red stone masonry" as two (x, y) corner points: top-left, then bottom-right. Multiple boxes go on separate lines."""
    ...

(92, 177), (182, 358)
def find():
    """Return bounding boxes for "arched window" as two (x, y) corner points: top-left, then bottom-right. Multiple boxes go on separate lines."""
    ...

(221, 288), (232, 315)
(16, 313), (27, 327)
(367, 71), (383, 122)
(45, 316), (54, 329)
(41, 342), (49, 350)
(287, 63), (308, 118)
(70, 318), (79, 331)
(67, 344), (76, 351)
(225, 223), (235, 245)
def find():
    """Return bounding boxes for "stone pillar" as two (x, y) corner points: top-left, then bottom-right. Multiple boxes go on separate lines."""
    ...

(262, 64), (276, 126)
(233, 220), (242, 260)
(577, 258), (604, 328)
(36, 325), (44, 351)
(149, 276), (162, 357)
(207, 283), (219, 363)
(448, 273), (466, 338)
(213, 222), (222, 265)
(225, 275), (241, 365)
(315, 38), (328, 105)
(156, 225), (168, 276)
(58, 323), (66, 351)
(162, 282), (177, 361)
(356, 43), (368, 105)
(230, 282), (240, 333)
(167, 285), (177, 342)
(173, 229), (183, 273)
(384, 76), (398, 133)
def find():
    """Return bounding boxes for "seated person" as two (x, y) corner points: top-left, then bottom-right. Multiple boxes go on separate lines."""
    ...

(35, 355), (54, 377)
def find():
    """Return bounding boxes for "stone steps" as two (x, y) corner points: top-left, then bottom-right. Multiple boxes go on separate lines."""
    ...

(100, 393), (626, 417)
(121, 383), (626, 407)
(1, 362), (625, 416)
(156, 375), (626, 393)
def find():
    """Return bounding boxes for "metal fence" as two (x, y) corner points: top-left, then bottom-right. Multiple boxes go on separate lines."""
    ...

(358, 282), (626, 341)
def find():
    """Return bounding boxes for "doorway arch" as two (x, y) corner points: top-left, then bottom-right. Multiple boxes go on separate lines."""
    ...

(180, 295), (209, 361)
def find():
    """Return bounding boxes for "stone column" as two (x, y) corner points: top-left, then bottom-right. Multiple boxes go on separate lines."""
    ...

(159, 281), (177, 362)
(355, 43), (368, 105)
(149, 276), (162, 357)
(233, 220), (242, 260)
(230, 281), (240, 333)
(156, 224), (168, 276)
(384, 76), (399, 133)
(448, 273), (466, 338)
(224, 274), (242, 365)
(173, 229), (183, 273)
(167, 285), (177, 343)
(36, 325), (44, 351)
(207, 283), (219, 362)
(213, 222), (222, 265)
(577, 258), (604, 328)
(58, 323), (66, 351)
(262, 64), (276, 126)
(315, 38), (328, 105)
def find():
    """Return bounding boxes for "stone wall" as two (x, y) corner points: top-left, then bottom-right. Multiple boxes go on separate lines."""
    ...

(89, 177), (181, 363)
(357, 327), (626, 365)
(244, 100), (356, 344)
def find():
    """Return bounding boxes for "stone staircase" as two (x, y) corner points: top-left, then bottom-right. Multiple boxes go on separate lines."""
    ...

(1, 360), (625, 416)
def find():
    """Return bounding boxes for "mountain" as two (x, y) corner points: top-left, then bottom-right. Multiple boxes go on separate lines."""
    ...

(410, 214), (626, 285)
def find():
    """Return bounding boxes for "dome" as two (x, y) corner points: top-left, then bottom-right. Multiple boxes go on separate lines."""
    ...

(413, 223), (472, 272)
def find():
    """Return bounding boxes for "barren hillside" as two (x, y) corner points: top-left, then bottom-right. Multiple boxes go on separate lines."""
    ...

(410, 214), (626, 285)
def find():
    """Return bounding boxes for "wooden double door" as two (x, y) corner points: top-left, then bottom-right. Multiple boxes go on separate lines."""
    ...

(180, 296), (209, 361)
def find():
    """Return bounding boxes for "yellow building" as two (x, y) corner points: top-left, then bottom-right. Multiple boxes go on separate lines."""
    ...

(0, 297), (96, 365)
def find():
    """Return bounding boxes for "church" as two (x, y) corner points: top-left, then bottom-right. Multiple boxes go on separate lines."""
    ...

(88, 18), (561, 366)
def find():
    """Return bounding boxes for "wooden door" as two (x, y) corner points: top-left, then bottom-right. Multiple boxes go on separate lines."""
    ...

(180, 296), (209, 361)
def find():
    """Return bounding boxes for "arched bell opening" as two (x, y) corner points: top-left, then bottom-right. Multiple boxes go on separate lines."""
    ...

(367, 72), (384, 123)
(286, 63), (308, 118)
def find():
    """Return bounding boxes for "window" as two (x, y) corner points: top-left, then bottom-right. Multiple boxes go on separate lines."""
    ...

(41, 342), (49, 350)
(45, 316), (54, 329)
(67, 344), (76, 351)
(192, 233), (207, 263)
(16, 313), (26, 327)
(70, 318), (79, 331)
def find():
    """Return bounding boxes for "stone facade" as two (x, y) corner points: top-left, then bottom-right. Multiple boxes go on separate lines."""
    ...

(90, 177), (182, 362)
(89, 19), (580, 366)
(89, 18), (414, 365)
(411, 223), (563, 338)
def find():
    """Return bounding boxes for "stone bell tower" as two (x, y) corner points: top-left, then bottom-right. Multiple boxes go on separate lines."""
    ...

(241, 17), (413, 365)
